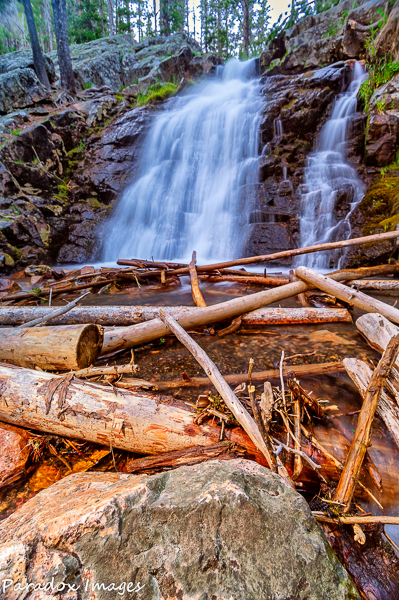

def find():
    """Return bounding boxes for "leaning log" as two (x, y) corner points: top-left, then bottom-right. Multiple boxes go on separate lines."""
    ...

(343, 357), (399, 449)
(140, 231), (399, 275)
(0, 362), (266, 462)
(296, 266), (399, 325)
(0, 324), (103, 370)
(0, 306), (352, 327)
(335, 335), (399, 508)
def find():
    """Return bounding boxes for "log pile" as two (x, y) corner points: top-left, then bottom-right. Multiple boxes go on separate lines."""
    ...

(2, 231), (399, 597)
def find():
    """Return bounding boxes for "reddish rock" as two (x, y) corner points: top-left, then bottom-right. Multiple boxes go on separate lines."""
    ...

(0, 279), (21, 292)
(0, 422), (31, 487)
(365, 113), (399, 167)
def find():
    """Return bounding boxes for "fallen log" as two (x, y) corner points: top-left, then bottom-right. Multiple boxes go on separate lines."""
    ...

(296, 266), (399, 325)
(0, 306), (352, 327)
(147, 231), (399, 276)
(153, 361), (345, 391)
(15, 291), (90, 329)
(343, 357), (399, 449)
(356, 312), (399, 357)
(0, 324), (103, 370)
(349, 280), (399, 291)
(334, 335), (399, 509)
(189, 251), (207, 307)
(0, 362), (267, 462)
(158, 310), (277, 470)
(101, 277), (353, 353)
(126, 442), (247, 474)
(201, 275), (291, 286)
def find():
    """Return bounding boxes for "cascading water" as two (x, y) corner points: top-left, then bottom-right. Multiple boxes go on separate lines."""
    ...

(102, 58), (263, 263)
(299, 62), (367, 269)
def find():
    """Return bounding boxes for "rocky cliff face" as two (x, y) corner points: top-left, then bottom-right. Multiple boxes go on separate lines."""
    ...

(0, 33), (221, 270)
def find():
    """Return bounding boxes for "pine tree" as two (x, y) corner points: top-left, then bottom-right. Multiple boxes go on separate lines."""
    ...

(51, 0), (76, 94)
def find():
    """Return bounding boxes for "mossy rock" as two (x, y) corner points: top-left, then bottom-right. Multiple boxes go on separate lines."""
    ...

(357, 177), (399, 235)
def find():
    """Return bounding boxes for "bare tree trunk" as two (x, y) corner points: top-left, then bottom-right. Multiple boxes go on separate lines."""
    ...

(125, 0), (131, 31)
(153, 0), (157, 32)
(44, 0), (54, 52)
(22, 0), (51, 91)
(107, 0), (115, 34)
(99, 0), (105, 36)
(241, 0), (249, 56)
(160, 0), (169, 34)
(51, 0), (76, 95)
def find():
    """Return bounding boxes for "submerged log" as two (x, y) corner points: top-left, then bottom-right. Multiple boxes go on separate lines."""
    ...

(0, 362), (267, 462)
(296, 266), (399, 325)
(154, 361), (345, 391)
(0, 324), (103, 370)
(126, 442), (247, 474)
(0, 306), (352, 327)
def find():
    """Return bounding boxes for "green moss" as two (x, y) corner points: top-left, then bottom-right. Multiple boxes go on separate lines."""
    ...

(137, 82), (178, 107)
(358, 177), (399, 235)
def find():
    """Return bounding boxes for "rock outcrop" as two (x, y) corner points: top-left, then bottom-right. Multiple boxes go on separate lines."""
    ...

(0, 459), (359, 599)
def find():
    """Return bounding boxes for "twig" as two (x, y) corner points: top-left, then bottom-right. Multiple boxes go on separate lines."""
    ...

(292, 393), (302, 481)
(384, 530), (399, 553)
(313, 513), (399, 525)
(279, 350), (286, 410)
(16, 292), (91, 329)
(73, 364), (139, 378)
(271, 437), (327, 482)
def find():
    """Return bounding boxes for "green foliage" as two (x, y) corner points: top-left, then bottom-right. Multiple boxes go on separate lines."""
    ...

(83, 82), (94, 89)
(67, 0), (103, 43)
(358, 177), (399, 235)
(11, 128), (20, 135)
(137, 82), (178, 106)
(31, 286), (42, 297)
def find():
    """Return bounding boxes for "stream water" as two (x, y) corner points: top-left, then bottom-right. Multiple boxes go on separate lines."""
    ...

(299, 61), (367, 269)
(102, 58), (263, 264)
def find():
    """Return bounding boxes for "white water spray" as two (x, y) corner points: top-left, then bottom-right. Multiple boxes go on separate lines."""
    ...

(102, 59), (263, 263)
(299, 62), (367, 268)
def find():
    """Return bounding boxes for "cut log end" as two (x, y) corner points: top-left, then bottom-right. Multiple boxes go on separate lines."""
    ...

(76, 324), (104, 369)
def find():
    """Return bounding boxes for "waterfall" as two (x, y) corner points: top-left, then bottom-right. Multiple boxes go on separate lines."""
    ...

(102, 58), (263, 264)
(299, 62), (367, 269)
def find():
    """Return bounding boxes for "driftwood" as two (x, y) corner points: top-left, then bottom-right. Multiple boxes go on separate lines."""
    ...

(73, 363), (139, 378)
(356, 313), (399, 357)
(0, 362), (267, 462)
(158, 309), (277, 471)
(154, 361), (345, 391)
(334, 335), (399, 509)
(189, 251), (207, 307)
(344, 357), (399, 449)
(131, 231), (399, 276)
(314, 514), (399, 525)
(0, 306), (352, 327)
(296, 266), (399, 325)
(0, 324), (103, 370)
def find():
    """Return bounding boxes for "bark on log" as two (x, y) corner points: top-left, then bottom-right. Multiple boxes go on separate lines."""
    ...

(296, 266), (399, 325)
(334, 335), (399, 509)
(0, 306), (352, 327)
(0, 324), (103, 370)
(0, 363), (267, 462)
(343, 357), (399, 449)
(356, 313), (399, 357)
(154, 361), (345, 391)
(189, 251), (207, 307)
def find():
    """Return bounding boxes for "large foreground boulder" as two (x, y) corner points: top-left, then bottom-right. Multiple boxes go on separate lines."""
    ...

(0, 459), (359, 599)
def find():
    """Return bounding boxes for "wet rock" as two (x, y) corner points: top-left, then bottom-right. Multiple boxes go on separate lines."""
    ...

(24, 264), (53, 277)
(365, 112), (399, 166)
(0, 422), (31, 488)
(0, 278), (21, 292)
(81, 106), (152, 203)
(0, 459), (359, 599)
(43, 109), (89, 152)
(0, 68), (49, 115)
(370, 72), (399, 112)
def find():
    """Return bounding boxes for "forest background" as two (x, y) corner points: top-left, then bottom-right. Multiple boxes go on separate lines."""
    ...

(0, 0), (348, 61)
